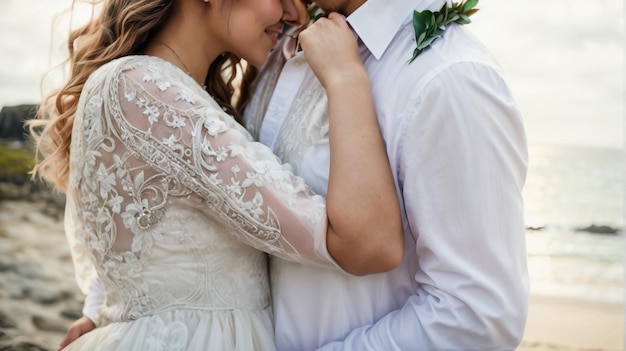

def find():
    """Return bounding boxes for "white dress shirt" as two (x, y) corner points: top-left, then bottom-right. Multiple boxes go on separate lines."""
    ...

(245, 0), (529, 350)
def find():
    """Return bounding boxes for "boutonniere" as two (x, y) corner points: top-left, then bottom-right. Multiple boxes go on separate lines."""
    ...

(409, 0), (479, 63)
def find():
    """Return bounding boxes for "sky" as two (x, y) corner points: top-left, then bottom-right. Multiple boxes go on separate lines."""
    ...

(0, 0), (623, 149)
(470, 0), (623, 149)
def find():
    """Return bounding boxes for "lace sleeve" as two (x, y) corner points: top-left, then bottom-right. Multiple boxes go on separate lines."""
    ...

(106, 57), (339, 270)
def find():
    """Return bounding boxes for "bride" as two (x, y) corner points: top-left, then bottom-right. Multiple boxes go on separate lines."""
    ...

(29, 0), (403, 349)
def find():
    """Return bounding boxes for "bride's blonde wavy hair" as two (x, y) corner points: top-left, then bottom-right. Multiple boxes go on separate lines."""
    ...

(28, 0), (258, 192)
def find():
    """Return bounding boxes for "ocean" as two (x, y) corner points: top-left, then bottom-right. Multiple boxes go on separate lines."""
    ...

(524, 143), (623, 303)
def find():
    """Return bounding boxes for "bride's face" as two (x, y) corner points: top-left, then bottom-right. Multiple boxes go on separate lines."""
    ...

(204, 0), (310, 67)
(217, 0), (285, 67)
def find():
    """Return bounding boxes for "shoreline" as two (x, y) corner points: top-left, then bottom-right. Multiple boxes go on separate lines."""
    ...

(0, 199), (623, 350)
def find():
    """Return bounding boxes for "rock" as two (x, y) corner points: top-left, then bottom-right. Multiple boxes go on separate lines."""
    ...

(0, 262), (16, 273)
(0, 310), (16, 329)
(31, 315), (68, 333)
(0, 342), (49, 351)
(38, 198), (65, 220)
(14, 264), (44, 281)
(22, 287), (65, 305)
(0, 105), (38, 141)
(60, 306), (83, 320)
(0, 279), (25, 299)
(0, 182), (65, 218)
(0, 184), (23, 202)
(575, 224), (620, 235)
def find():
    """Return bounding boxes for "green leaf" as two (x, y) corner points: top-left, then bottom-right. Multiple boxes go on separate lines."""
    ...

(458, 13), (471, 24)
(417, 35), (441, 50)
(409, 48), (421, 63)
(408, 0), (479, 64)
(463, 0), (479, 13)
(466, 8), (479, 17)
(413, 10), (430, 40)
(447, 14), (460, 23)
(416, 32), (427, 46)
(425, 25), (438, 36)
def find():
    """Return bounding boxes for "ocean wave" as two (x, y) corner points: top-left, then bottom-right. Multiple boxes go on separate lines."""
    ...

(527, 252), (622, 263)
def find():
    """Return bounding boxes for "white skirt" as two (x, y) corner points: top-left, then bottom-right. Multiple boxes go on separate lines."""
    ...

(64, 307), (276, 351)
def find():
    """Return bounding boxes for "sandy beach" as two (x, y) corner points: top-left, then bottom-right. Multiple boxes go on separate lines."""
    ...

(520, 295), (623, 351)
(0, 199), (623, 350)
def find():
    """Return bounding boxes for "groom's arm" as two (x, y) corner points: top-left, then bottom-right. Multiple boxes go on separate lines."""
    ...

(317, 63), (529, 350)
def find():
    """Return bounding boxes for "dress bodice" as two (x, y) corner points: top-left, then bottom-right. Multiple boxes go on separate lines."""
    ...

(66, 198), (271, 324)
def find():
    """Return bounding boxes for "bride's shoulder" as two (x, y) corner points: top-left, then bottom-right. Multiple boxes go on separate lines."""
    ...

(86, 56), (231, 117)
(92, 55), (184, 82)
(84, 55), (154, 88)
(94, 56), (204, 102)
(91, 55), (147, 75)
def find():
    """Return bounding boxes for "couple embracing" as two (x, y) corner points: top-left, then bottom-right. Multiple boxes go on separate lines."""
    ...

(31, 0), (528, 350)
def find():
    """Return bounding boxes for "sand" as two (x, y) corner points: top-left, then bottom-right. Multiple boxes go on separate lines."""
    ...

(519, 295), (623, 351)
(0, 199), (623, 350)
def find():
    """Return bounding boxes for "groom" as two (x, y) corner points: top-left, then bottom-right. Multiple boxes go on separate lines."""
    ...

(246, 0), (529, 349)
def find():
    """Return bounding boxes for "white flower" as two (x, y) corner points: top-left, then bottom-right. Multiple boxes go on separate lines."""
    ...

(107, 194), (124, 214)
(204, 119), (226, 136)
(125, 90), (137, 101)
(208, 173), (222, 186)
(156, 80), (171, 91)
(96, 163), (116, 198)
(83, 150), (101, 179)
(228, 144), (245, 158)
(175, 91), (196, 105)
(144, 105), (160, 124)
(114, 155), (130, 179)
(163, 135), (177, 148)
(225, 179), (242, 197)
(171, 115), (186, 129)
(215, 147), (229, 162)
(143, 73), (157, 83)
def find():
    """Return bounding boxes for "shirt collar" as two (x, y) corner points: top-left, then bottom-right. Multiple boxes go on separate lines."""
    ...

(346, 0), (446, 60)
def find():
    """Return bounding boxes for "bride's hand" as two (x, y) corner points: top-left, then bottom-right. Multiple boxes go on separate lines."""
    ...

(298, 12), (365, 88)
(58, 316), (95, 350)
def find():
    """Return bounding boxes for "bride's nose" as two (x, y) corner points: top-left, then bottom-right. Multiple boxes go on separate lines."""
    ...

(281, 0), (306, 27)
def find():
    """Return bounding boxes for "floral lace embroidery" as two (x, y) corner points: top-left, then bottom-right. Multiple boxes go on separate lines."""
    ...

(274, 71), (329, 170)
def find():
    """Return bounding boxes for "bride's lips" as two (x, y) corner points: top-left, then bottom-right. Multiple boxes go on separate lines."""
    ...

(265, 26), (283, 45)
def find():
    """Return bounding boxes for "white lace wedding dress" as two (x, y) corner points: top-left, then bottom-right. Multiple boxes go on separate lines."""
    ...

(63, 56), (341, 350)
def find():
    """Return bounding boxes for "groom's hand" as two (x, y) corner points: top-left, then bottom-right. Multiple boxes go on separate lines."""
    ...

(58, 316), (95, 350)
